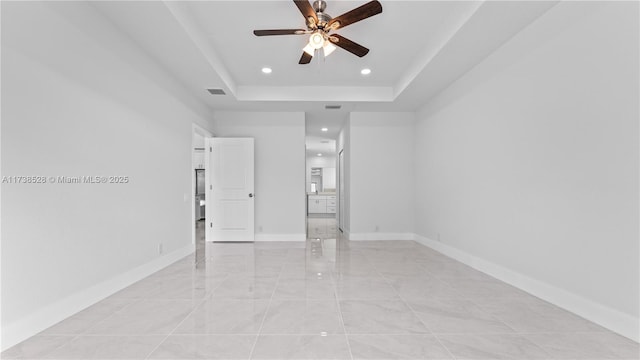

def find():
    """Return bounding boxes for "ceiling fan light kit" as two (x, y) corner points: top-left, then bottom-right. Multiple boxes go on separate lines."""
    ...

(323, 41), (337, 56)
(309, 31), (325, 49)
(253, 0), (383, 64)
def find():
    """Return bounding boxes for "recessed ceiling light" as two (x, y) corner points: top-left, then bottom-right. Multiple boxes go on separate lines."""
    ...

(361, 68), (371, 75)
(321, 127), (328, 132)
(317, 153), (322, 157)
(261, 67), (272, 74)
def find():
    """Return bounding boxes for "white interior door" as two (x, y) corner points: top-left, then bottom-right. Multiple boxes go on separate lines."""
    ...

(205, 137), (255, 242)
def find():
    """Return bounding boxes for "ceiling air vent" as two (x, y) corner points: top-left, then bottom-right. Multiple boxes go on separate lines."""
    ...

(325, 105), (341, 110)
(207, 88), (226, 95)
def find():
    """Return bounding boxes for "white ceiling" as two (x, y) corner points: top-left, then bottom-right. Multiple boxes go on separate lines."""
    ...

(186, 1), (476, 88)
(306, 136), (337, 157)
(92, 0), (558, 154)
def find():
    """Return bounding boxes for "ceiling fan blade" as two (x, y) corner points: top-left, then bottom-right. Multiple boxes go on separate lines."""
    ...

(327, 0), (382, 30)
(293, 0), (318, 26)
(299, 51), (313, 64)
(253, 29), (307, 36)
(329, 34), (369, 57)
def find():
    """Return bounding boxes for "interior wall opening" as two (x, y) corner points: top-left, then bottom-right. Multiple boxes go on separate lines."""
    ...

(191, 125), (211, 266)
(305, 112), (340, 242)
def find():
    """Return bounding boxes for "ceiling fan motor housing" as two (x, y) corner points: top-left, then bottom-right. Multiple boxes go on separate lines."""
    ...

(313, 0), (332, 28)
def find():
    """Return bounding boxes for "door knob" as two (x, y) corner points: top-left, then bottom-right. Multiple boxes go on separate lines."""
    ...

(249, 193), (254, 198)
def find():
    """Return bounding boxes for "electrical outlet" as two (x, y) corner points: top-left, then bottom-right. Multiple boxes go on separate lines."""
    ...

(437, 233), (441, 242)
(158, 243), (163, 254)
(374, 225), (379, 232)
(258, 225), (263, 232)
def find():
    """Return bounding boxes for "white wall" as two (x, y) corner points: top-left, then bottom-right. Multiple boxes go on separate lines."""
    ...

(348, 112), (415, 240)
(414, 1), (639, 340)
(1, 2), (214, 349)
(213, 112), (306, 241)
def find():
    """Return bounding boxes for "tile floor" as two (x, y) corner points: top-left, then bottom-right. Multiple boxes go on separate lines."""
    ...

(3, 217), (638, 359)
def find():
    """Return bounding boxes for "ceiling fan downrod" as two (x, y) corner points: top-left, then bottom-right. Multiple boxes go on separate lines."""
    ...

(312, 0), (332, 29)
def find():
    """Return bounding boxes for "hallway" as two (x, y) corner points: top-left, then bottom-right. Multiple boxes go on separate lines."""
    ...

(3, 221), (637, 359)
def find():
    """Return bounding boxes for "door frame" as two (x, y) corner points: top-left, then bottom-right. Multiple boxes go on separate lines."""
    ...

(191, 123), (213, 246)
(338, 149), (344, 232)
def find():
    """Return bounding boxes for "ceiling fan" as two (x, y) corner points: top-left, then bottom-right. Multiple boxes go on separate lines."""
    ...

(253, 0), (382, 64)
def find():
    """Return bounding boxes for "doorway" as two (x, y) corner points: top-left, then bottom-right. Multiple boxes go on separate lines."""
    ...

(304, 112), (347, 240)
(192, 124), (212, 265)
(305, 136), (337, 240)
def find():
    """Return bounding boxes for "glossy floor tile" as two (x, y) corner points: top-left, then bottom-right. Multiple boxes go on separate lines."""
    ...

(436, 334), (550, 359)
(260, 299), (344, 334)
(407, 298), (515, 335)
(347, 335), (452, 359)
(250, 334), (351, 360)
(1, 336), (73, 359)
(3, 217), (638, 359)
(43, 335), (165, 359)
(148, 334), (256, 359)
(340, 299), (430, 334)
(174, 299), (270, 334)
(86, 299), (199, 335)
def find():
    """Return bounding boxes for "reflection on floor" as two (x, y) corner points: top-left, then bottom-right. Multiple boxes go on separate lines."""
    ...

(195, 219), (206, 266)
(306, 215), (338, 240)
(3, 216), (638, 359)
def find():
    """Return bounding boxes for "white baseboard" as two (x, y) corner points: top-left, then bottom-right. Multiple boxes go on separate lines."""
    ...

(1, 244), (195, 351)
(348, 232), (416, 241)
(254, 233), (306, 242)
(413, 234), (639, 343)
